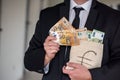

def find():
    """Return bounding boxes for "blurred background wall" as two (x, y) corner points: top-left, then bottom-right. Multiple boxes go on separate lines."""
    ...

(0, 0), (120, 80)
(0, 0), (27, 80)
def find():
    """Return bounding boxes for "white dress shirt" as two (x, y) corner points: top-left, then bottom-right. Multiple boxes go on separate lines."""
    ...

(69, 0), (92, 28)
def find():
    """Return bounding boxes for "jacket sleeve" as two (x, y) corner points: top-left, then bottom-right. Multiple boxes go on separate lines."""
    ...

(24, 10), (46, 74)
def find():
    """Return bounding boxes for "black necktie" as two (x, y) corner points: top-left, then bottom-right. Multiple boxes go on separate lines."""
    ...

(72, 7), (84, 29)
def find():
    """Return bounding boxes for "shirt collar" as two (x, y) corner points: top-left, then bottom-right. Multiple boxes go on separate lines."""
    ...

(70, 0), (92, 12)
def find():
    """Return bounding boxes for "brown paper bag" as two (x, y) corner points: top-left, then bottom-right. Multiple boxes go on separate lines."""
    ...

(69, 40), (103, 69)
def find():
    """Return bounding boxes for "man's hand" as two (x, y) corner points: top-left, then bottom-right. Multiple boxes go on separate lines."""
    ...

(44, 36), (60, 66)
(63, 62), (92, 80)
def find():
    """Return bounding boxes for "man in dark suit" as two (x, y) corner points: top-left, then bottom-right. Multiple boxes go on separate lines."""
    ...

(24, 0), (120, 80)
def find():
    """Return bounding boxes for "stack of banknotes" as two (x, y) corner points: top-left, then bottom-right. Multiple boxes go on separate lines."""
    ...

(49, 17), (105, 46)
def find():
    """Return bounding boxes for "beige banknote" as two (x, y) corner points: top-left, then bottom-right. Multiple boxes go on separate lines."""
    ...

(50, 30), (80, 46)
(49, 17), (80, 46)
(49, 17), (75, 33)
(76, 28), (88, 40)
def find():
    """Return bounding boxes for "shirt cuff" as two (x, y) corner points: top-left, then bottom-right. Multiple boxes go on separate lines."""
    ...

(44, 63), (50, 74)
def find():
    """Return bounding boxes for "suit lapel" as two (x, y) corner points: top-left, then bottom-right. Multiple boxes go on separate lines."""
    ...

(60, 0), (70, 20)
(85, 0), (99, 30)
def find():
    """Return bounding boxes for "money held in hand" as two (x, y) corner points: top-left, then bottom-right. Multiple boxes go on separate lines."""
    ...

(50, 30), (80, 46)
(49, 17), (80, 46)
(49, 17), (105, 46)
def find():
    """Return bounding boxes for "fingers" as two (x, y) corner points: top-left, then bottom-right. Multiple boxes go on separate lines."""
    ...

(44, 41), (59, 52)
(44, 36), (60, 53)
(62, 65), (74, 79)
(66, 62), (81, 69)
(44, 36), (59, 46)
(62, 63), (77, 74)
(62, 62), (85, 75)
(45, 36), (56, 43)
(62, 66), (71, 74)
(44, 36), (60, 60)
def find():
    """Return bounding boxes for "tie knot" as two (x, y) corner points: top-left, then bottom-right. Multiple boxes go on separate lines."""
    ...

(73, 7), (84, 16)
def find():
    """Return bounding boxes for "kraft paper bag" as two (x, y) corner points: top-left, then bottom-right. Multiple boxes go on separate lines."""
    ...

(69, 40), (103, 69)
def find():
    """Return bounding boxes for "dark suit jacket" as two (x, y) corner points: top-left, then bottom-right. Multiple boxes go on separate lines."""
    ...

(24, 0), (120, 80)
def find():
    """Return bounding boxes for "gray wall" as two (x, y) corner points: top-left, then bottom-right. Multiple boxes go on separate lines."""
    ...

(0, 0), (27, 80)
